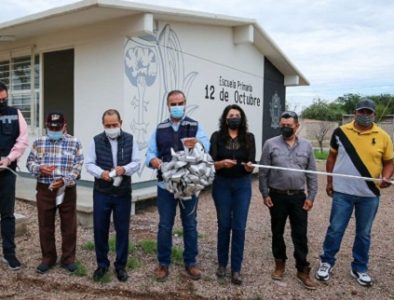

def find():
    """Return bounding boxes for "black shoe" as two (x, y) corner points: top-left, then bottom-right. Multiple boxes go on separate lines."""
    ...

(93, 267), (108, 282)
(36, 263), (53, 274)
(2, 255), (21, 271)
(62, 263), (77, 273)
(115, 269), (129, 282)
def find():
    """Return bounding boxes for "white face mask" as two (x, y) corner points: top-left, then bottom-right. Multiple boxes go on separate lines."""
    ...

(105, 127), (121, 139)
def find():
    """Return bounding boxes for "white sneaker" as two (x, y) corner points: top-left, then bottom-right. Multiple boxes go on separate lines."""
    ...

(350, 270), (372, 287)
(315, 262), (333, 281)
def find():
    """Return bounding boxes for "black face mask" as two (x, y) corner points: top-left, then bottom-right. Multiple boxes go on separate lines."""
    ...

(0, 100), (7, 112)
(226, 117), (241, 129)
(280, 126), (294, 138)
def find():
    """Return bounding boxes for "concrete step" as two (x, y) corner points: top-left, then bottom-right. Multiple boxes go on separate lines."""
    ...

(15, 213), (28, 237)
(0, 213), (27, 239)
(15, 175), (157, 227)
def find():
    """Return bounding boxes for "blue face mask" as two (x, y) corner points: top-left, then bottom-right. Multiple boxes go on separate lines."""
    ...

(47, 130), (63, 141)
(170, 105), (185, 119)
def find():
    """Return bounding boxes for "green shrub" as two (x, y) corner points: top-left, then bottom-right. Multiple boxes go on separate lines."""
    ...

(173, 228), (183, 237)
(81, 241), (95, 251)
(71, 261), (87, 277)
(93, 272), (111, 284)
(171, 246), (183, 265)
(138, 239), (157, 255)
(127, 257), (142, 270)
(108, 237), (116, 252)
(314, 149), (328, 160)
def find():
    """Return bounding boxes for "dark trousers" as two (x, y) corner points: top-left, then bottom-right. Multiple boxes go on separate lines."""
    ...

(0, 171), (16, 256)
(93, 190), (131, 270)
(269, 191), (309, 271)
(36, 183), (77, 265)
(212, 175), (251, 272)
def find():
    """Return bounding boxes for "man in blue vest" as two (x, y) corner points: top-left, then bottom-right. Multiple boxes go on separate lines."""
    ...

(146, 90), (210, 281)
(85, 109), (140, 282)
(0, 81), (28, 271)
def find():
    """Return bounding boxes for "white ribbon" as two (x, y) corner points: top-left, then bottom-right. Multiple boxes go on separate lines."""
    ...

(250, 163), (394, 185)
(0, 166), (19, 176)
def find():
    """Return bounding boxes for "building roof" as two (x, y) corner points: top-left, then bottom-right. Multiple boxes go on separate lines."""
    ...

(0, 0), (309, 86)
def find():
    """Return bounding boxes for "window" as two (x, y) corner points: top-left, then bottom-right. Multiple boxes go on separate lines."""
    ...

(0, 55), (40, 126)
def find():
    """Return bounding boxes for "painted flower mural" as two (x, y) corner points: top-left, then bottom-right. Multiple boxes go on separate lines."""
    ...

(124, 24), (198, 151)
(125, 45), (158, 149)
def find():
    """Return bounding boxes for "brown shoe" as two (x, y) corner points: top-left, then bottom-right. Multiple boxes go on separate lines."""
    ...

(154, 265), (169, 281)
(185, 265), (201, 280)
(272, 259), (286, 280)
(231, 272), (243, 285)
(216, 266), (226, 278)
(297, 266), (317, 290)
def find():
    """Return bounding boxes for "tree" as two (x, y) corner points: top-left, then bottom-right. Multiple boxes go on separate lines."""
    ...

(313, 121), (332, 153)
(336, 94), (361, 114)
(301, 98), (342, 121)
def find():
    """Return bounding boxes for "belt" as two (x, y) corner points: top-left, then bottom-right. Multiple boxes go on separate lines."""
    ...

(269, 187), (304, 196)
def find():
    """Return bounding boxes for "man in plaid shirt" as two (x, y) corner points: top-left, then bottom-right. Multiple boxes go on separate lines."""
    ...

(26, 112), (83, 274)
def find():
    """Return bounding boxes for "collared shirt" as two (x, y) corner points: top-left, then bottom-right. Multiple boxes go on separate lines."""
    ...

(85, 135), (140, 178)
(26, 134), (84, 186)
(6, 109), (29, 162)
(145, 117), (210, 189)
(259, 135), (317, 201)
(330, 121), (394, 197)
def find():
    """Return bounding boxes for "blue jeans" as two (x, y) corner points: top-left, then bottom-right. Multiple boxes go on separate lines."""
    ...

(212, 175), (251, 272)
(93, 190), (131, 270)
(156, 187), (198, 267)
(0, 171), (16, 256)
(321, 192), (379, 272)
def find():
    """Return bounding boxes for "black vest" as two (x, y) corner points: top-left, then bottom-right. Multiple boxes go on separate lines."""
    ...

(0, 107), (20, 170)
(156, 116), (198, 180)
(93, 131), (134, 196)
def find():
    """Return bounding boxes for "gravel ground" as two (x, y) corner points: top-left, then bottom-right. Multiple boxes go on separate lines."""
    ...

(2, 163), (394, 299)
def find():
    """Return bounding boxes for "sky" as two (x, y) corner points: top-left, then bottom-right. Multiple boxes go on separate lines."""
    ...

(1, 0), (393, 112)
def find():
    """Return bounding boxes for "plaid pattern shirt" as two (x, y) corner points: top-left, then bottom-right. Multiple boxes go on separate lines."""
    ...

(26, 134), (84, 186)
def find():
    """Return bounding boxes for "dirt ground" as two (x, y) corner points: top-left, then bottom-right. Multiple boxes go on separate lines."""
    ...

(2, 164), (394, 299)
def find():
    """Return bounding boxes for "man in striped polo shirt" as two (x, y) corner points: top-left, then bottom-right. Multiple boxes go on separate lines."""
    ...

(315, 98), (394, 286)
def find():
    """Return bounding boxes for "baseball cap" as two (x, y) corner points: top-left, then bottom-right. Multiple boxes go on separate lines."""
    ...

(356, 98), (376, 112)
(281, 111), (298, 120)
(46, 112), (65, 129)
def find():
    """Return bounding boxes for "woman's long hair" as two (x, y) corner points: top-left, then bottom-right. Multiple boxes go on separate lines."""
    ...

(218, 104), (251, 148)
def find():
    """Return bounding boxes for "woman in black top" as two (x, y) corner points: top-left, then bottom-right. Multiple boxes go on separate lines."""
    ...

(209, 104), (255, 285)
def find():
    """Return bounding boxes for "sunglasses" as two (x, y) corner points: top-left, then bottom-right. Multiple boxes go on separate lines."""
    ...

(281, 111), (298, 120)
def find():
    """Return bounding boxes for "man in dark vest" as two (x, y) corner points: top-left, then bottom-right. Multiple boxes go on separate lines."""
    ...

(145, 90), (210, 281)
(85, 109), (140, 282)
(0, 81), (28, 271)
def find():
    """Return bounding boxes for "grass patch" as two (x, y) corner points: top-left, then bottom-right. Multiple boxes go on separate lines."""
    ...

(314, 149), (328, 160)
(138, 239), (157, 255)
(81, 241), (95, 251)
(93, 272), (111, 284)
(129, 241), (137, 254)
(71, 261), (87, 277)
(82, 238), (136, 254)
(108, 237), (116, 252)
(127, 257), (142, 270)
(171, 246), (183, 265)
(173, 228), (183, 237)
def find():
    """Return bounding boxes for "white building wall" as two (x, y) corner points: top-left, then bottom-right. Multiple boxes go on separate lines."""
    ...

(4, 16), (265, 184)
